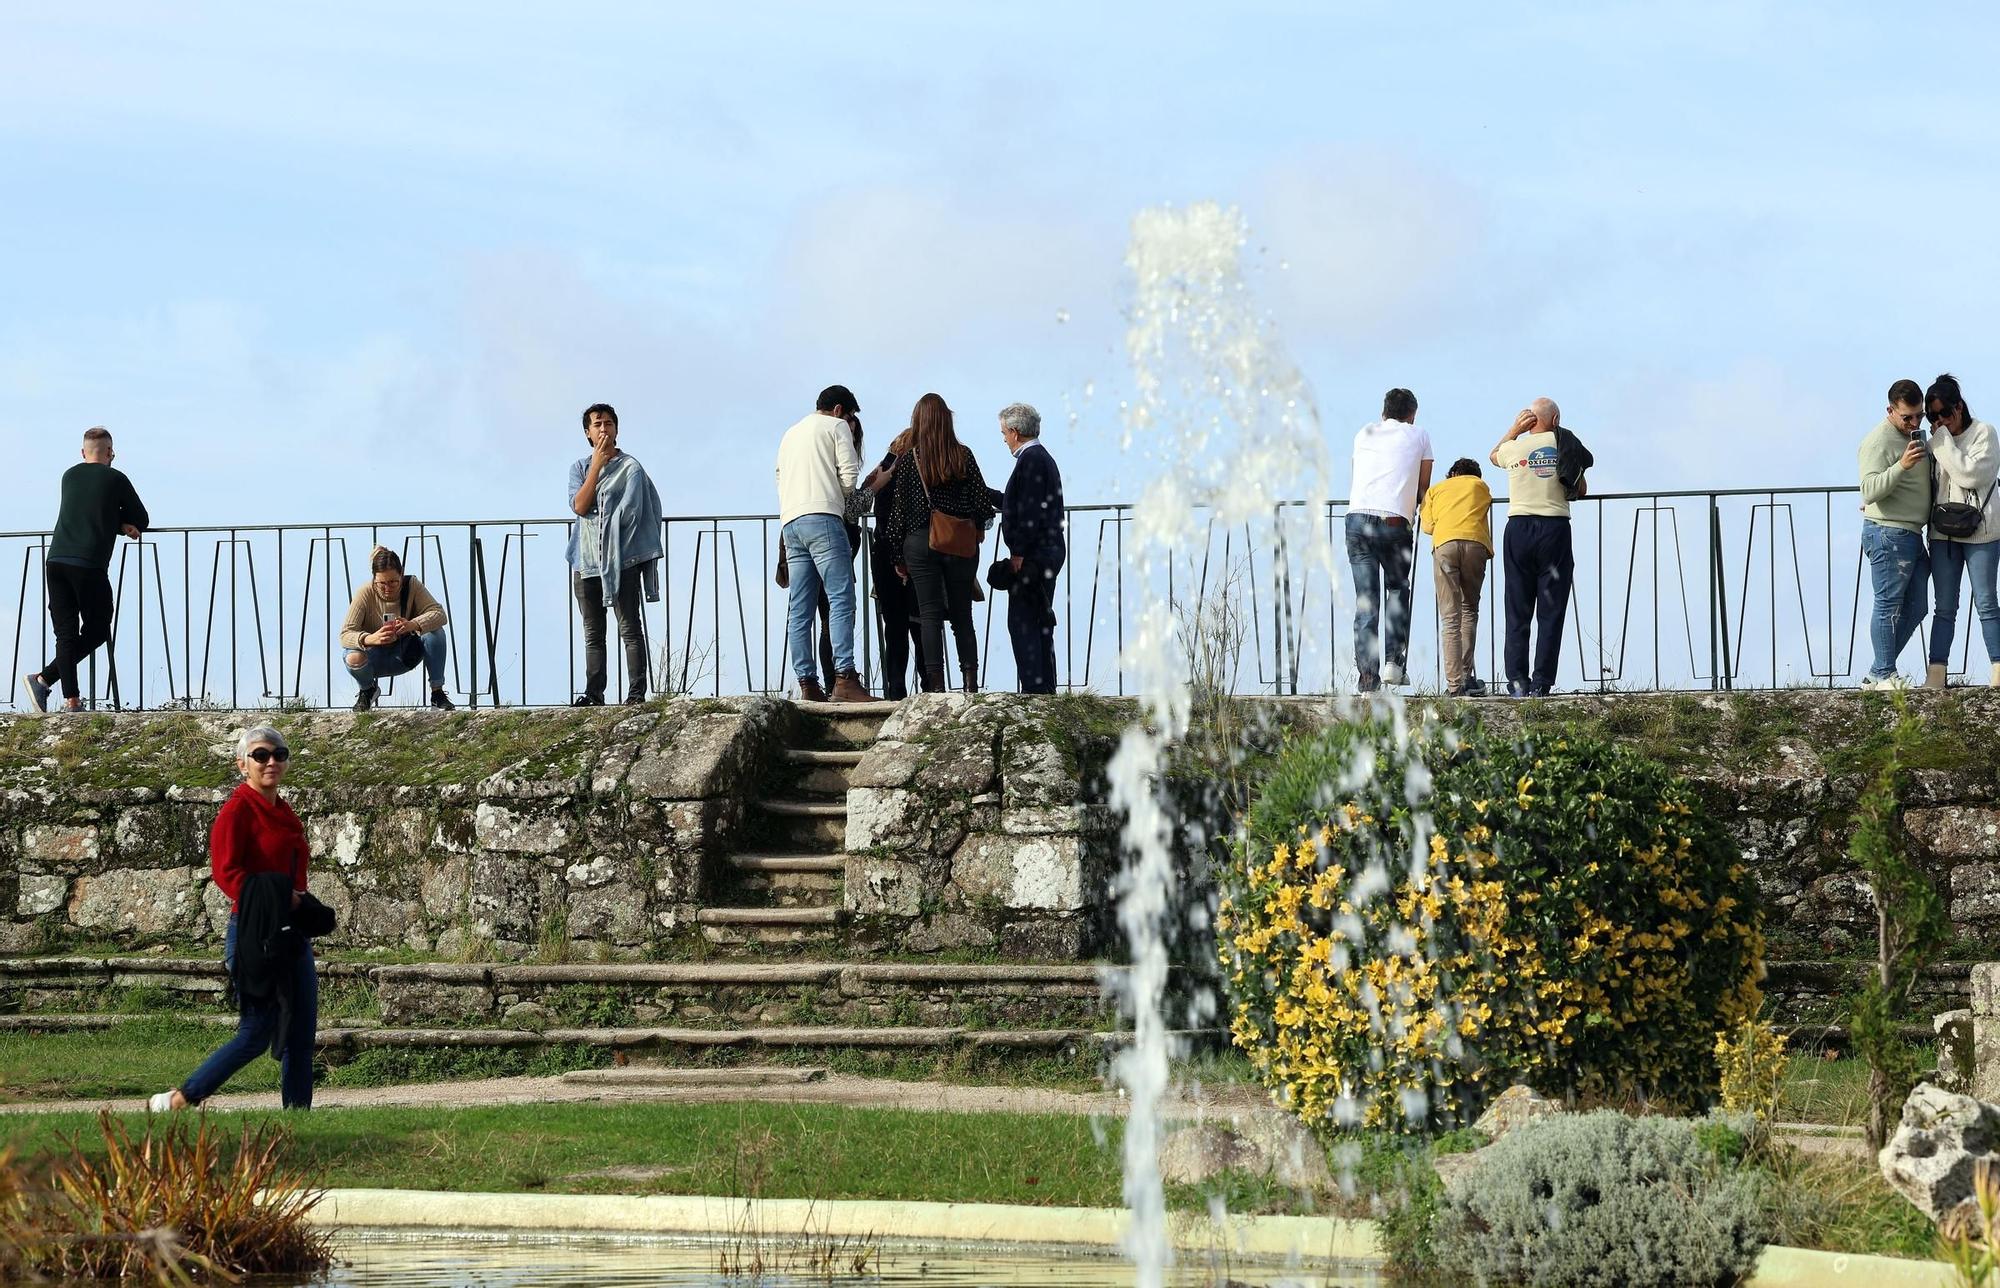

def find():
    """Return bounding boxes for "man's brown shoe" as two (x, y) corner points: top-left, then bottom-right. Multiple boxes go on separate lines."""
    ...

(831, 671), (875, 703)
(796, 676), (828, 703)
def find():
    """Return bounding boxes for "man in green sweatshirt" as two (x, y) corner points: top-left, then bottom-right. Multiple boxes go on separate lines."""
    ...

(21, 427), (150, 713)
(1858, 379), (1932, 690)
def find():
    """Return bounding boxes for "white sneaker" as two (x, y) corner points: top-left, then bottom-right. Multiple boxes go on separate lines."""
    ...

(1861, 674), (1910, 691)
(1381, 663), (1408, 685)
(148, 1090), (178, 1112)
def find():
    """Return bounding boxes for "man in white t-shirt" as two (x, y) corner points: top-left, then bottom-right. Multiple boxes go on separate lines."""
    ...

(1347, 388), (1434, 692)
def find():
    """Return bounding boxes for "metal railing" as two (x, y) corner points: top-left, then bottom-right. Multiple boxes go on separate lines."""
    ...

(0, 485), (1963, 710)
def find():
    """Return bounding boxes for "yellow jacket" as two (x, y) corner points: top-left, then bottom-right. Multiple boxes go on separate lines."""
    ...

(1420, 475), (1494, 554)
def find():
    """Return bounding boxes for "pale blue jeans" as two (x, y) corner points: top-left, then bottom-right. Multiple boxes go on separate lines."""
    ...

(1929, 537), (2000, 664)
(783, 513), (856, 680)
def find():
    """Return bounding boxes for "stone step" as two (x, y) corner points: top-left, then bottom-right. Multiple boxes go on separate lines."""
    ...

(314, 1024), (1214, 1057)
(725, 853), (848, 874)
(733, 870), (842, 908)
(793, 765), (854, 795)
(561, 1065), (830, 1088)
(791, 699), (901, 719)
(784, 749), (866, 767)
(696, 906), (843, 927)
(373, 960), (1117, 1028)
(759, 799), (847, 819)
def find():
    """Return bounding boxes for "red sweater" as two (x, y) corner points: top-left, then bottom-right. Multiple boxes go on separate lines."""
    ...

(210, 782), (310, 911)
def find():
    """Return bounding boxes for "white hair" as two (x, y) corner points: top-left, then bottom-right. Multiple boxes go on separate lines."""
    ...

(998, 403), (1042, 439)
(234, 725), (288, 759)
(1531, 397), (1561, 428)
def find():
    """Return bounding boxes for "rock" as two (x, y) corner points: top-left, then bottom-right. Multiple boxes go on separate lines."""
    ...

(1950, 866), (2000, 925)
(845, 787), (925, 852)
(1972, 964), (2000, 1018)
(23, 824), (99, 867)
(1879, 1082), (2000, 1223)
(845, 856), (923, 918)
(847, 740), (928, 790)
(1909, 808), (2000, 859)
(17, 873), (66, 917)
(67, 867), (203, 936)
(1003, 738), (1081, 808)
(566, 882), (648, 945)
(307, 812), (367, 872)
(1159, 1116), (1332, 1191)
(1938, 1010), (1974, 1092)
(949, 834), (1084, 912)
(624, 711), (755, 799)
(1432, 1147), (1486, 1193)
(419, 854), (471, 922)
(904, 913), (997, 952)
(473, 802), (571, 854)
(999, 916), (1086, 959)
(1473, 1085), (1561, 1143)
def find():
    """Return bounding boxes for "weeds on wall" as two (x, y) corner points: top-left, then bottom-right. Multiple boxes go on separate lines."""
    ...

(1844, 693), (1949, 1150)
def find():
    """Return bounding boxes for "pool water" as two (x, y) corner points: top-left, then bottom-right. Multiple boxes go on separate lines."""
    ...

(301, 1232), (1385, 1286)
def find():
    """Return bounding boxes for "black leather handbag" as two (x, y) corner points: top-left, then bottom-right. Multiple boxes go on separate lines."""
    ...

(1933, 481), (1996, 539)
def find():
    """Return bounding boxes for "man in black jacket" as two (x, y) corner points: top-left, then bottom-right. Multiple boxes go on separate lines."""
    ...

(23, 427), (149, 713)
(996, 403), (1066, 693)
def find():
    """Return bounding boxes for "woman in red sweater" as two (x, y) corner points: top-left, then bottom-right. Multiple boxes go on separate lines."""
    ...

(151, 725), (319, 1110)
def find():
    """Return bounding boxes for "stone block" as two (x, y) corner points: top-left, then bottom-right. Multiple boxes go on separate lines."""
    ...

(1000, 917), (1085, 959)
(308, 812), (368, 872)
(846, 787), (925, 852)
(349, 894), (423, 950)
(905, 913), (997, 952)
(1003, 738), (1080, 808)
(1939, 1010), (1974, 1092)
(473, 802), (571, 854)
(845, 855), (923, 917)
(17, 873), (66, 917)
(567, 883), (648, 945)
(68, 867), (202, 937)
(1951, 866), (2000, 925)
(625, 711), (753, 799)
(848, 741), (927, 790)
(564, 855), (621, 889)
(950, 834), (1083, 912)
(1909, 808), (2000, 859)
(1973, 963), (2000, 1019)
(468, 852), (552, 942)
(369, 808), (433, 864)
(23, 824), (98, 868)
(1474, 1084), (1561, 1143)
(419, 854), (471, 923)
(912, 727), (999, 798)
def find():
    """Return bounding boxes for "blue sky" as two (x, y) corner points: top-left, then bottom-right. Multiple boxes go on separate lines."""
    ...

(3, 2), (1994, 531)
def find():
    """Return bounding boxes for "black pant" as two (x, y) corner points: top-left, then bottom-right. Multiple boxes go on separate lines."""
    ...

(872, 544), (923, 700)
(1008, 560), (1060, 694)
(40, 562), (115, 703)
(901, 530), (977, 692)
(1502, 516), (1573, 695)
(573, 570), (648, 702)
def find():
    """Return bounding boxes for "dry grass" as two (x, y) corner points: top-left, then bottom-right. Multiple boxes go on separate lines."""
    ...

(0, 1111), (329, 1285)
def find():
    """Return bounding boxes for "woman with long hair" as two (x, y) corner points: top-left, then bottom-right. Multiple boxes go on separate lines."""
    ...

(1925, 373), (2000, 687)
(880, 393), (998, 692)
(340, 546), (451, 710)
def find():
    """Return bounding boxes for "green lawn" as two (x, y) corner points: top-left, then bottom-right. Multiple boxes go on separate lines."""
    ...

(0, 1102), (1142, 1210)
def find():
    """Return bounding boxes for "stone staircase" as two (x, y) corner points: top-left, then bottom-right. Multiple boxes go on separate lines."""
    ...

(694, 699), (898, 953)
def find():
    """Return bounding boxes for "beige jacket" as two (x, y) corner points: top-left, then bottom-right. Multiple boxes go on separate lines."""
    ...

(339, 577), (446, 649)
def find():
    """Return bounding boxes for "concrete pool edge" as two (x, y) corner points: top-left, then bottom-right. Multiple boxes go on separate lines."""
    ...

(311, 1190), (1960, 1283)
(310, 1188), (1379, 1262)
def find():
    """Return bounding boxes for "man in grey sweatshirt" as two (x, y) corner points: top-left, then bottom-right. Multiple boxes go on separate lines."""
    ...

(1858, 378), (1932, 689)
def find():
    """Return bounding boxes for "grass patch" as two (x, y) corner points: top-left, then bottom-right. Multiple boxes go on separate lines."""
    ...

(0, 1017), (278, 1102)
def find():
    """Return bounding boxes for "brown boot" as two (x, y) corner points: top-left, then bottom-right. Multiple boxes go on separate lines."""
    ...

(796, 676), (828, 703)
(960, 665), (979, 694)
(831, 670), (875, 703)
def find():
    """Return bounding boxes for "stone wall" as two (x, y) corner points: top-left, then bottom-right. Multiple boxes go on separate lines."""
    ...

(841, 693), (1122, 958)
(0, 700), (784, 958)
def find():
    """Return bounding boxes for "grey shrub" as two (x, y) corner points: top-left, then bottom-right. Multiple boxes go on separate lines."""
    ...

(1434, 1111), (1767, 1288)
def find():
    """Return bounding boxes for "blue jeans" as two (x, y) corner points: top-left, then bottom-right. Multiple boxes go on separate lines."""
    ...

(783, 514), (856, 680)
(1862, 520), (1930, 680)
(1930, 538), (2000, 665)
(346, 629), (447, 691)
(1345, 512), (1414, 687)
(181, 916), (319, 1109)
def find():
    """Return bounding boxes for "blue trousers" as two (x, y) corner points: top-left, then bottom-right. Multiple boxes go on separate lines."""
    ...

(1862, 520), (1929, 680)
(783, 514), (857, 680)
(181, 916), (319, 1109)
(1345, 513), (1414, 688)
(346, 628), (447, 690)
(1929, 537), (2000, 665)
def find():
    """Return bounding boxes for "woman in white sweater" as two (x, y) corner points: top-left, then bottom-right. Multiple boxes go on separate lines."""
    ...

(1925, 373), (2000, 687)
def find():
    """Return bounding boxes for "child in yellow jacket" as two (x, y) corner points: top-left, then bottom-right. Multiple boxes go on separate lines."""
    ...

(1420, 459), (1494, 696)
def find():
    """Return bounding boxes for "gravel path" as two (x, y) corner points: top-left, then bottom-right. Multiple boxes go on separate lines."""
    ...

(0, 1072), (1274, 1120)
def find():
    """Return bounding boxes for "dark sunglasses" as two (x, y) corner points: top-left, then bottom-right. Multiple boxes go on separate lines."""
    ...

(246, 746), (290, 764)
(1930, 406), (1957, 424)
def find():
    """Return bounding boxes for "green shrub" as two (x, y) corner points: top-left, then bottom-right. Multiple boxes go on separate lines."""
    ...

(1220, 719), (1764, 1133)
(1435, 1111), (1767, 1288)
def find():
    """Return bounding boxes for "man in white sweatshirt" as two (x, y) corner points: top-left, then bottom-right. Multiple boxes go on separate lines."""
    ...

(776, 385), (872, 702)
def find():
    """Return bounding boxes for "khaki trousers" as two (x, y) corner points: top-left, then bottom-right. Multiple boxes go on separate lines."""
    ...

(1433, 539), (1489, 691)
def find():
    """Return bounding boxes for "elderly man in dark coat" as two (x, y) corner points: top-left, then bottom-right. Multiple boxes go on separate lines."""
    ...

(993, 403), (1066, 693)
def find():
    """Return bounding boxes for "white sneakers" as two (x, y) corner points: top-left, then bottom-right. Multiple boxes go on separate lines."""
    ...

(1381, 663), (1408, 686)
(147, 1090), (180, 1112)
(1861, 675), (1911, 691)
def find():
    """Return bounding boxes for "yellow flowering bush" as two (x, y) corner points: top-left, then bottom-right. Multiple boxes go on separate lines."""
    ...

(1218, 719), (1765, 1135)
(1715, 1019), (1789, 1120)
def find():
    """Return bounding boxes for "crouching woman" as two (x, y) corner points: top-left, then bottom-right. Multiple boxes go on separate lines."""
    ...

(342, 546), (452, 711)
(151, 726), (330, 1112)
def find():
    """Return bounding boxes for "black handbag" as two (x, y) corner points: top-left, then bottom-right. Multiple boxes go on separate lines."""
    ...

(1933, 480), (1997, 539)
